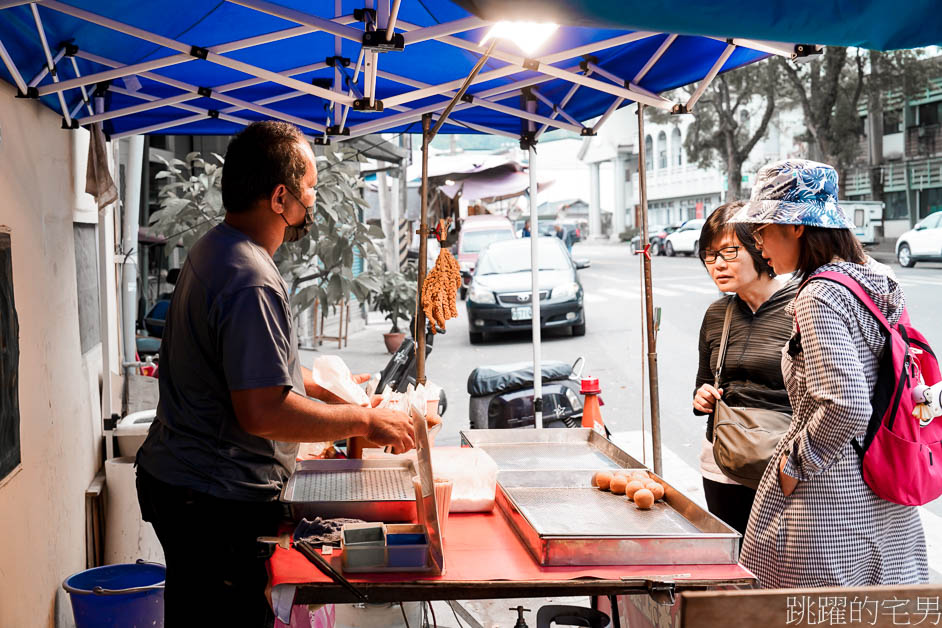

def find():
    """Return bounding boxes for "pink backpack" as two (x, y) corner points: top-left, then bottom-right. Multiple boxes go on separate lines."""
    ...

(803, 271), (942, 506)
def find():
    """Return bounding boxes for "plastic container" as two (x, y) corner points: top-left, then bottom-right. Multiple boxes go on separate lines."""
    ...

(62, 562), (165, 628)
(340, 523), (385, 569)
(114, 410), (156, 457)
(408, 447), (497, 512)
(384, 524), (429, 568)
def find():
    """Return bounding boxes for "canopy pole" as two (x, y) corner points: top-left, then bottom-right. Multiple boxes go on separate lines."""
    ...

(525, 95), (543, 429)
(0, 38), (28, 95)
(415, 114), (431, 385)
(637, 103), (662, 475)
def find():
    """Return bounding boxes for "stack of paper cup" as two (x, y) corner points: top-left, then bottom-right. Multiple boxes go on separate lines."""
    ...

(413, 476), (454, 540)
(433, 478), (453, 538)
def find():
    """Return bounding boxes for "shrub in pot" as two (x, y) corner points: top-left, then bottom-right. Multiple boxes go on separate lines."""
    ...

(373, 268), (417, 353)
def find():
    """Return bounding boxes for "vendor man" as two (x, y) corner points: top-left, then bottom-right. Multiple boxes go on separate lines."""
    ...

(135, 120), (415, 627)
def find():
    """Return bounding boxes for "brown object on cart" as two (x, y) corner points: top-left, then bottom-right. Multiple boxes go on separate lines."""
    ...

(633, 488), (655, 509)
(421, 238), (462, 333)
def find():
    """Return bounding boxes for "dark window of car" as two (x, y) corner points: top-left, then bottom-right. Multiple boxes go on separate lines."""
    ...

(918, 211), (942, 229)
(476, 240), (570, 275)
(459, 229), (514, 254)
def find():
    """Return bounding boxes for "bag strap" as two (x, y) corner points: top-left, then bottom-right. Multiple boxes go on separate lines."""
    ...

(799, 271), (894, 333)
(714, 298), (735, 390)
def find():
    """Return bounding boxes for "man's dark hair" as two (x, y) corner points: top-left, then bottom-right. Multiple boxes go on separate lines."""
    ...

(698, 201), (773, 277)
(221, 121), (308, 214)
(795, 226), (866, 278)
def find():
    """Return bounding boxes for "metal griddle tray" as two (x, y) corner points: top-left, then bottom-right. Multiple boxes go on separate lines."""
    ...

(281, 459), (417, 522)
(460, 428), (645, 471)
(496, 470), (740, 566)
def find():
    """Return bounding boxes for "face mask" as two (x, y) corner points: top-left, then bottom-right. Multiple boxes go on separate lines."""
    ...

(281, 187), (315, 242)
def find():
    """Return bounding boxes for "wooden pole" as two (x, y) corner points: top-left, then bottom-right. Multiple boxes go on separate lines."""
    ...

(415, 114), (431, 385)
(637, 103), (662, 476)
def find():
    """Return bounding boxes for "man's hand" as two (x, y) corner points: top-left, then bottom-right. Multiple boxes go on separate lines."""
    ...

(779, 454), (798, 497)
(693, 384), (723, 414)
(365, 407), (415, 454)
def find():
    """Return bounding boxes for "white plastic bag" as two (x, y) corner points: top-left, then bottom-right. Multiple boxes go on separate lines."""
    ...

(310, 355), (370, 406)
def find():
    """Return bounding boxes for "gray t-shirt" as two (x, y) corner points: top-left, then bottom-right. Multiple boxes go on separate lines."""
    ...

(137, 222), (303, 501)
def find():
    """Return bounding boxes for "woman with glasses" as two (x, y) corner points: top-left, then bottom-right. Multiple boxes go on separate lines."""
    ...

(732, 159), (927, 587)
(693, 201), (798, 536)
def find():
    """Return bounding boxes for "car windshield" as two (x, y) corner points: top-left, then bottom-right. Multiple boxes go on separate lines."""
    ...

(459, 229), (514, 253)
(477, 241), (570, 274)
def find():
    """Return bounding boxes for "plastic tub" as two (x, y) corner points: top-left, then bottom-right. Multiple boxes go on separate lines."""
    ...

(409, 447), (497, 512)
(63, 561), (165, 628)
(385, 524), (429, 568)
(114, 410), (156, 457)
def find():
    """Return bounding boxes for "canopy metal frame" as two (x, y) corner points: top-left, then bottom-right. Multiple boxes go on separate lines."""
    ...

(0, 0), (802, 140)
(0, 0), (803, 476)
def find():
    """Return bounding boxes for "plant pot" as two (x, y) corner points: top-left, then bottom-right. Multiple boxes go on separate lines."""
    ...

(383, 332), (406, 354)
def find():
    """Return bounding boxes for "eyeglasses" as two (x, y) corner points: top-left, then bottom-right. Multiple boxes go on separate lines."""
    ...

(751, 224), (771, 246)
(700, 246), (741, 264)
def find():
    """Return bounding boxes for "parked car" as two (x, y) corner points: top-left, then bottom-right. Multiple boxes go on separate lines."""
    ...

(465, 237), (588, 344)
(663, 218), (705, 256)
(456, 215), (516, 299)
(650, 223), (681, 255)
(896, 212), (942, 267)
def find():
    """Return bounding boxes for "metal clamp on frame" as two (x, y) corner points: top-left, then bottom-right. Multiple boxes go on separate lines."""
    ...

(352, 98), (383, 112)
(362, 30), (404, 51)
(325, 125), (350, 136)
(325, 56), (350, 68)
(645, 579), (676, 606)
(189, 45), (209, 60)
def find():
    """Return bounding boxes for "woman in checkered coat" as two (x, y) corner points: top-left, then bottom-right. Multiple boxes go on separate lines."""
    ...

(731, 160), (928, 588)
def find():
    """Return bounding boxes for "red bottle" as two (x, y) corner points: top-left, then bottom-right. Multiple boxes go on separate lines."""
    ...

(581, 377), (605, 434)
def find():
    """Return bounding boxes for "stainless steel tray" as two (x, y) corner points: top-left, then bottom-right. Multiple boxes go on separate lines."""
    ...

(281, 459), (417, 522)
(495, 470), (740, 566)
(460, 428), (645, 471)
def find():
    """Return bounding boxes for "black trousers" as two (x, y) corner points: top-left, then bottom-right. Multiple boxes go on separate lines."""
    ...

(136, 467), (286, 627)
(702, 477), (756, 538)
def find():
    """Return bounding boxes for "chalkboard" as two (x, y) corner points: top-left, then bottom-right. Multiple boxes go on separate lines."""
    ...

(0, 231), (20, 481)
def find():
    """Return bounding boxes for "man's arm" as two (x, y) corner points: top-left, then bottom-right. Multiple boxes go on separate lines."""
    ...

(231, 386), (415, 453)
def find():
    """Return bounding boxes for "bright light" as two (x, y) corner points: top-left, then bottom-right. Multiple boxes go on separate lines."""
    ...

(481, 21), (559, 56)
(444, 179), (456, 186)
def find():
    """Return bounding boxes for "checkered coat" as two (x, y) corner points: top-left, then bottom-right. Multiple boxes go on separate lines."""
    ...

(740, 259), (928, 588)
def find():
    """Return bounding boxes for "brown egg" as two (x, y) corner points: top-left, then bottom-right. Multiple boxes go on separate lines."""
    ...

(610, 475), (629, 495)
(633, 488), (655, 509)
(624, 480), (645, 499)
(612, 469), (631, 479)
(644, 481), (665, 501)
(629, 471), (649, 482)
(594, 471), (613, 490)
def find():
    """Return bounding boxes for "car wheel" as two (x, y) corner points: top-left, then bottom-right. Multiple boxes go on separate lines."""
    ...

(650, 241), (660, 256)
(571, 322), (586, 337)
(460, 286), (468, 300)
(665, 241), (676, 257)
(469, 331), (484, 344)
(898, 243), (915, 268)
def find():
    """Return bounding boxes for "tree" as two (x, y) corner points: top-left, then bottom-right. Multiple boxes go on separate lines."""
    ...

(652, 57), (785, 201)
(783, 47), (940, 185)
(149, 146), (383, 322)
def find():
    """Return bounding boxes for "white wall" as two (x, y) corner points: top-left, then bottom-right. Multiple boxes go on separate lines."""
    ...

(0, 82), (105, 627)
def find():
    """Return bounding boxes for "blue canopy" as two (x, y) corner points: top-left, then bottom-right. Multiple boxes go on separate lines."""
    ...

(455, 0), (942, 52)
(0, 1), (791, 139)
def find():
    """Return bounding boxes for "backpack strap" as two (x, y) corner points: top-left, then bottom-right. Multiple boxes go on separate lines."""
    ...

(714, 298), (736, 390)
(798, 271), (894, 334)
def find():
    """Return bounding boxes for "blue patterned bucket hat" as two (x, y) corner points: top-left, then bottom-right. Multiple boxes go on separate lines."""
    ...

(729, 159), (854, 229)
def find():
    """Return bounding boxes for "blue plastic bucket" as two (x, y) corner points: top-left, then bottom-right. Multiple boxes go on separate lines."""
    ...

(63, 561), (165, 628)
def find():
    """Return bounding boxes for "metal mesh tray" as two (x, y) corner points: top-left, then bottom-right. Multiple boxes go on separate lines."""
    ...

(460, 428), (644, 471)
(281, 459), (417, 522)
